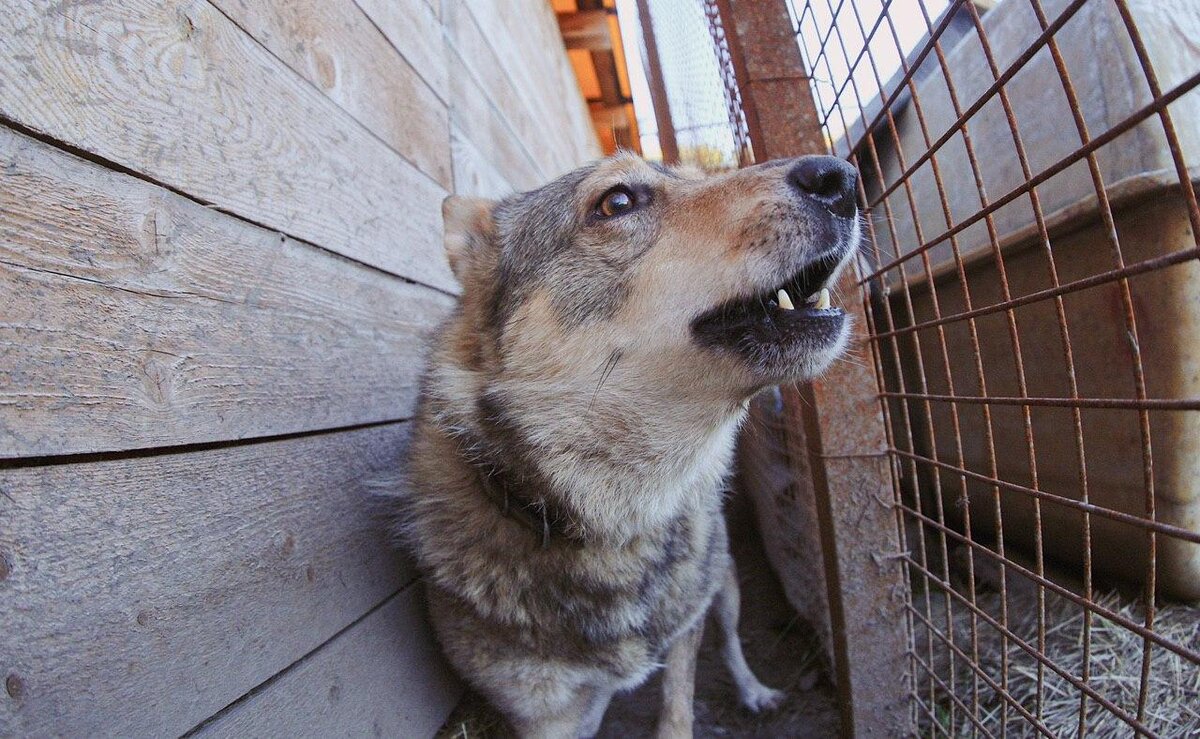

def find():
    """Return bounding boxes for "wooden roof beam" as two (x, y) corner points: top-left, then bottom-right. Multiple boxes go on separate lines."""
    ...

(558, 9), (612, 51)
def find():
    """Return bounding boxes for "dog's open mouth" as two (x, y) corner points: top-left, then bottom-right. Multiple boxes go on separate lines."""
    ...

(690, 249), (849, 366)
(693, 250), (845, 331)
(757, 249), (843, 317)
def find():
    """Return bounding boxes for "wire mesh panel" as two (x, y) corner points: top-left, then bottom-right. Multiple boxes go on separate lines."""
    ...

(784, 0), (1200, 735)
(634, 0), (753, 167)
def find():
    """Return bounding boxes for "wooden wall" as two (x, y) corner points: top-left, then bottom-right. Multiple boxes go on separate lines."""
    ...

(0, 0), (599, 735)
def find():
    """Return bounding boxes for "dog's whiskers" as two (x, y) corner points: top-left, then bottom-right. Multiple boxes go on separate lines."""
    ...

(587, 348), (623, 413)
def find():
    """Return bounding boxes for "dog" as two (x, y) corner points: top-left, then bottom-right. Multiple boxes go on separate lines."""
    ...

(393, 152), (860, 738)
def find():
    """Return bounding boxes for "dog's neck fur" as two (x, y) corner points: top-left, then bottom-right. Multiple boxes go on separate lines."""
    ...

(430, 352), (745, 546)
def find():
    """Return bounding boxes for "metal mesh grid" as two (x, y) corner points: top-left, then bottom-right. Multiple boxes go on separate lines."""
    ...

(785, 0), (1200, 735)
(701, 0), (754, 168)
(634, 0), (753, 168)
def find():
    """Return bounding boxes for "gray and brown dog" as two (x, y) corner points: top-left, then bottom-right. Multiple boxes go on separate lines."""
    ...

(394, 152), (860, 738)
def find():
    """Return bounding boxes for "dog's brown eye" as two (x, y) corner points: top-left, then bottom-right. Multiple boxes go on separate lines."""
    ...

(597, 187), (636, 218)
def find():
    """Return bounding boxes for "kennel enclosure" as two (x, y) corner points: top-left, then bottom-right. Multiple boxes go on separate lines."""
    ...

(4, 0), (1199, 734)
(653, 0), (1200, 735)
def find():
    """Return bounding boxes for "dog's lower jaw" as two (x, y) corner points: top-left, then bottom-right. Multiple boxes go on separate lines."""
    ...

(733, 324), (852, 401)
(785, 313), (853, 381)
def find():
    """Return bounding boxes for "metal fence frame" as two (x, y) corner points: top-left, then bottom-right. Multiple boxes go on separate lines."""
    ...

(721, 1), (914, 734)
(715, 0), (1200, 736)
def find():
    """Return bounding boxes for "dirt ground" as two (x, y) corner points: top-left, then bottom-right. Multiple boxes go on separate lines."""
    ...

(435, 492), (840, 738)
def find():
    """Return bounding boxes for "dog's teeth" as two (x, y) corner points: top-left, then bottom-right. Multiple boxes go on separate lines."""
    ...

(815, 287), (831, 310)
(776, 289), (795, 311)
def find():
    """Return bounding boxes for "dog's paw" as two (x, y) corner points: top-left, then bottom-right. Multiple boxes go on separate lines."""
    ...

(740, 683), (785, 713)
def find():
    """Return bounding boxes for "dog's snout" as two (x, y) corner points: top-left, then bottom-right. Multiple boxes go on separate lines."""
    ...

(786, 156), (858, 218)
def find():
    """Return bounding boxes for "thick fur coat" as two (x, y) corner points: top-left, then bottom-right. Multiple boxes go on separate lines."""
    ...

(392, 153), (861, 738)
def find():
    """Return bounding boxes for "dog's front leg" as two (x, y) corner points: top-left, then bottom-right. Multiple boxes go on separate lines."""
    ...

(715, 565), (785, 712)
(655, 620), (704, 738)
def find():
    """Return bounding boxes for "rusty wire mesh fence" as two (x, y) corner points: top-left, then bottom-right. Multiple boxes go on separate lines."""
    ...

(784, 0), (1200, 735)
(632, 0), (753, 168)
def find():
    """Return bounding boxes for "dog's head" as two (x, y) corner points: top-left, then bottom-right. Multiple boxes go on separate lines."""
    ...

(441, 152), (859, 403)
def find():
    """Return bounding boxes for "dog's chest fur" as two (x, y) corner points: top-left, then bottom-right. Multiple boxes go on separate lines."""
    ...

(405, 406), (732, 678)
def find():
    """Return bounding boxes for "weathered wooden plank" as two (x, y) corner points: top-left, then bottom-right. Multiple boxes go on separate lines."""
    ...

(195, 584), (462, 739)
(444, 0), (555, 180)
(445, 0), (578, 181)
(457, 0), (600, 171)
(210, 0), (452, 189)
(0, 0), (454, 290)
(353, 0), (448, 101)
(0, 127), (452, 458)
(462, 0), (601, 168)
(450, 123), (517, 200)
(446, 42), (546, 191)
(0, 423), (418, 737)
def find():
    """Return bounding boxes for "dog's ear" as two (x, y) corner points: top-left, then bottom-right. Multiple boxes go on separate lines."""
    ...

(442, 195), (498, 283)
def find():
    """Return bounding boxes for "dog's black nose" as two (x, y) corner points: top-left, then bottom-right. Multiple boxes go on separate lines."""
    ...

(786, 156), (858, 218)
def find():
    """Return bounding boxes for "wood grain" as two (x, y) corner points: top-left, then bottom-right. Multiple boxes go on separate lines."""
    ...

(0, 0), (454, 290)
(0, 127), (453, 458)
(0, 423), (419, 737)
(210, 0), (452, 189)
(450, 122), (517, 200)
(194, 584), (462, 738)
(353, 0), (449, 102)
(446, 41), (546, 191)
(460, 0), (601, 169)
(445, 0), (575, 180)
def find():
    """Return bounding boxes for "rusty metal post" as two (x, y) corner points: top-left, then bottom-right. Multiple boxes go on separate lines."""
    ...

(716, 0), (823, 159)
(634, 0), (679, 164)
(720, 1), (913, 736)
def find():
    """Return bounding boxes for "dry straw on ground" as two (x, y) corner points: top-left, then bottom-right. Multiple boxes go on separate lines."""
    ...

(917, 558), (1200, 737)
